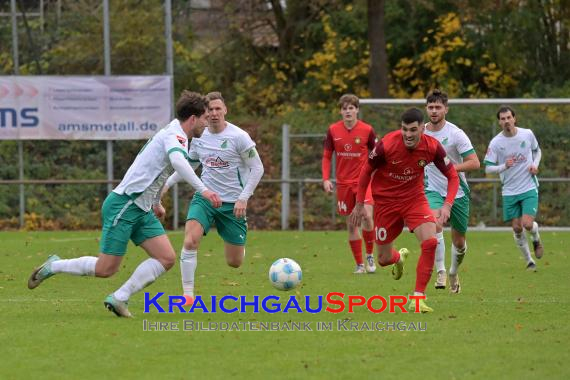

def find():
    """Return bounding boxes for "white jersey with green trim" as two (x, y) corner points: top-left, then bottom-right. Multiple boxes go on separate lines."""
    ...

(114, 119), (189, 211)
(484, 127), (539, 196)
(189, 122), (256, 202)
(424, 121), (475, 198)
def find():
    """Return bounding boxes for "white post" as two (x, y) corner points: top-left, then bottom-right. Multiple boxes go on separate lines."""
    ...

(281, 124), (290, 230)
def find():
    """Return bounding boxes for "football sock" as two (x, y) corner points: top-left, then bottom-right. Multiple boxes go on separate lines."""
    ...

(113, 258), (166, 302)
(349, 239), (364, 265)
(415, 238), (437, 293)
(362, 229), (376, 255)
(434, 231), (446, 273)
(514, 231), (533, 264)
(51, 256), (97, 276)
(180, 248), (197, 296)
(379, 248), (400, 267)
(530, 221), (541, 242)
(449, 242), (467, 275)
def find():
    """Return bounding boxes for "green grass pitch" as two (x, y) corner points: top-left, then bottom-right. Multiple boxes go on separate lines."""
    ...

(1, 230), (568, 379)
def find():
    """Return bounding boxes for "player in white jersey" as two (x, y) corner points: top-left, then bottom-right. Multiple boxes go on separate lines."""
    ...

(424, 89), (480, 293)
(484, 106), (543, 271)
(160, 92), (264, 305)
(27, 91), (222, 317)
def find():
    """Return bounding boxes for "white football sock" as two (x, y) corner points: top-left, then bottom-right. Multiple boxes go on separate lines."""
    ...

(449, 242), (467, 275)
(434, 232), (446, 273)
(180, 248), (197, 296)
(514, 231), (533, 264)
(51, 256), (97, 276)
(113, 258), (166, 302)
(530, 221), (541, 242)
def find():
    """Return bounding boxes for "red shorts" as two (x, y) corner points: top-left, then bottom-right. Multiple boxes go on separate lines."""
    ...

(373, 198), (436, 245)
(336, 183), (373, 216)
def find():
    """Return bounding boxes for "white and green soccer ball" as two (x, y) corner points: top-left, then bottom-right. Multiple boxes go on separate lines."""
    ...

(268, 258), (302, 291)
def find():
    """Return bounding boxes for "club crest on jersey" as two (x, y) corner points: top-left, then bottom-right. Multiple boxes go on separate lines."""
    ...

(176, 135), (187, 147)
(344, 144), (352, 151)
(417, 159), (427, 167)
(354, 137), (361, 144)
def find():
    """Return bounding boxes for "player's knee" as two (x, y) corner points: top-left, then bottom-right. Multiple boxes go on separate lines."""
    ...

(161, 253), (176, 270)
(522, 221), (533, 231)
(95, 267), (118, 278)
(183, 236), (200, 250)
(512, 225), (523, 234)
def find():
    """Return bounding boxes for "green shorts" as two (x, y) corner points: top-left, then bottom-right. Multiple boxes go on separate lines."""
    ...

(187, 193), (247, 246)
(425, 191), (470, 233)
(502, 189), (539, 222)
(100, 192), (165, 255)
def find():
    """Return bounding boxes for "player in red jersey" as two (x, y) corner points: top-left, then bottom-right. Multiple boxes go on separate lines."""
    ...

(322, 94), (377, 274)
(350, 108), (459, 313)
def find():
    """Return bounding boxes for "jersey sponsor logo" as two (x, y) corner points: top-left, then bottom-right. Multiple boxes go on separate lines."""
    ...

(441, 137), (448, 145)
(418, 159), (428, 167)
(388, 171), (419, 182)
(221, 140), (228, 148)
(337, 151), (361, 158)
(344, 144), (352, 151)
(205, 156), (230, 168)
(511, 153), (527, 164)
(520, 141), (526, 148)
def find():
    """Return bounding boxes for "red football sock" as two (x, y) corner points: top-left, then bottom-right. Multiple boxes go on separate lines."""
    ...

(362, 229), (375, 255)
(415, 238), (438, 293)
(349, 239), (364, 265)
(379, 248), (400, 267)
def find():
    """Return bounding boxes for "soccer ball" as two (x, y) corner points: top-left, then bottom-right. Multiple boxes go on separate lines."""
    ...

(268, 258), (302, 291)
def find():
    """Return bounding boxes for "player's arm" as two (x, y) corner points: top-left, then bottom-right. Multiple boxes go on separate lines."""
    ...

(529, 145), (541, 175)
(234, 146), (264, 218)
(349, 141), (384, 227)
(484, 143), (510, 173)
(454, 131), (480, 172)
(168, 150), (221, 208)
(433, 144), (459, 224)
(322, 129), (334, 193)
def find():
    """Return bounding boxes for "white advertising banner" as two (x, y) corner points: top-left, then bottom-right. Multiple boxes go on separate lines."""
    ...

(0, 76), (172, 140)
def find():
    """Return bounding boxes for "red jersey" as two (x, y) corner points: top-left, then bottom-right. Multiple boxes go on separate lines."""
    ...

(357, 130), (459, 204)
(322, 120), (376, 185)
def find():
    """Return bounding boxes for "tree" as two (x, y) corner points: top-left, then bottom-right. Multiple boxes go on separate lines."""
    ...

(367, 0), (389, 97)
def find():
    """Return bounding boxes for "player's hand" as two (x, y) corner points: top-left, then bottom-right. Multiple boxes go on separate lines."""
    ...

(505, 158), (514, 168)
(202, 190), (222, 208)
(323, 180), (334, 193)
(349, 203), (366, 227)
(529, 165), (539, 175)
(437, 203), (452, 225)
(234, 199), (248, 219)
(153, 203), (166, 219)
